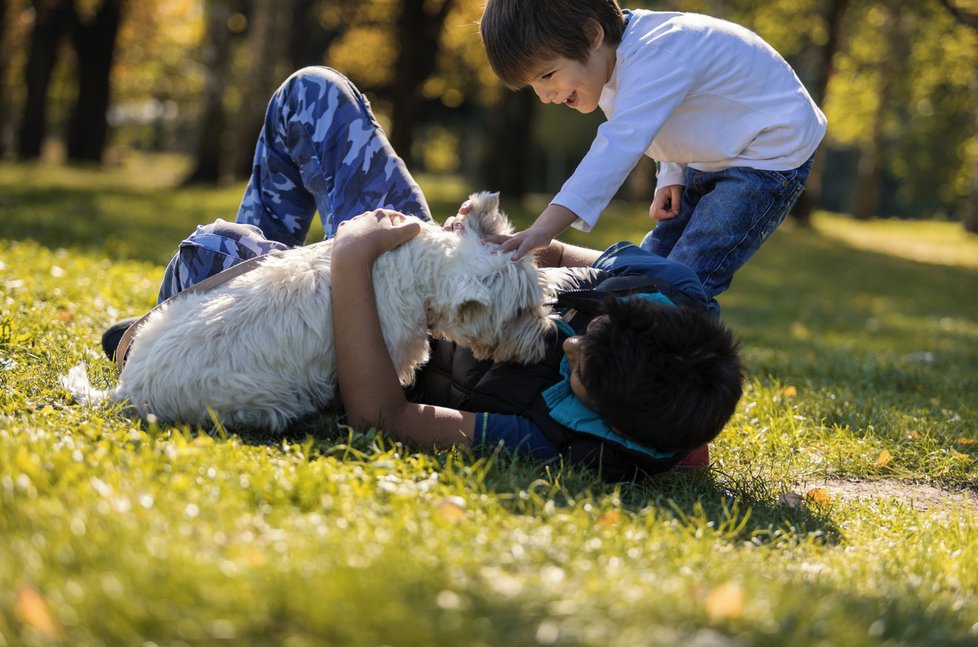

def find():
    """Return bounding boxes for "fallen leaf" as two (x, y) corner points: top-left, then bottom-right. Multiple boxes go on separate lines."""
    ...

(875, 450), (893, 468)
(15, 585), (64, 640)
(782, 385), (798, 398)
(951, 449), (972, 462)
(806, 488), (831, 504)
(596, 511), (620, 528)
(56, 310), (74, 323)
(704, 582), (745, 620)
(433, 496), (466, 523)
(956, 438), (978, 447)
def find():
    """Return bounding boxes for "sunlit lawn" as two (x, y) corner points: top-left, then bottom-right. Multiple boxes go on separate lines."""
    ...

(1, 158), (977, 646)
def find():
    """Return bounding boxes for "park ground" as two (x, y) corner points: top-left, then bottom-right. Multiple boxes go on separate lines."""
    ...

(1, 155), (977, 646)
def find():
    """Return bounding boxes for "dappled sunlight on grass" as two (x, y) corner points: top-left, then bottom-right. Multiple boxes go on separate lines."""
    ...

(1, 161), (246, 266)
(1, 161), (977, 645)
(812, 211), (978, 269)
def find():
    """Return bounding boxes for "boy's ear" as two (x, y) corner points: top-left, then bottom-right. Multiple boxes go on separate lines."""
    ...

(589, 20), (605, 51)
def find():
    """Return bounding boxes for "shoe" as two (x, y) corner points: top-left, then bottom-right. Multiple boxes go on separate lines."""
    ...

(677, 443), (710, 469)
(101, 317), (140, 360)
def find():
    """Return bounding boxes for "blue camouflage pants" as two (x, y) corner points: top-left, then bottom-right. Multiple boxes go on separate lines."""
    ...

(158, 66), (432, 302)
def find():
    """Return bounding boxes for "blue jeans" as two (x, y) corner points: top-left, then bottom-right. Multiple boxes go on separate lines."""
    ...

(640, 157), (813, 314)
(159, 67), (431, 302)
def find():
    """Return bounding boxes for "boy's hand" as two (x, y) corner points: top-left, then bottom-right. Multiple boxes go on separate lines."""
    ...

(650, 185), (682, 220)
(334, 209), (421, 262)
(493, 225), (554, 261)
(442, 199), (473, 233)
(494, 203), (579, 261)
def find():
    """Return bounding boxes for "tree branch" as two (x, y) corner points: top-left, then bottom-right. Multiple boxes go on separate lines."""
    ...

(938, 0), (978, 31)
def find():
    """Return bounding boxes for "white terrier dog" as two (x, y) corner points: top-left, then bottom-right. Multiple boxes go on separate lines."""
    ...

(62, 192), (555, 432)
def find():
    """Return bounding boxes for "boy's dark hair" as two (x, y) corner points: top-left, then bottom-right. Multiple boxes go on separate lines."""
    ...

(578, 298), (743, 453)
(480, 0), (626, 89)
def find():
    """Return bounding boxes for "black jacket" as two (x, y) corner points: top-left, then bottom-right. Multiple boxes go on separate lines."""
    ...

(406, 265), (701, 481)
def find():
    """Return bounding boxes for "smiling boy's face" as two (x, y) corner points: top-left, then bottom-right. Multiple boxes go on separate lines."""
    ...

(524, 29), (616, 114)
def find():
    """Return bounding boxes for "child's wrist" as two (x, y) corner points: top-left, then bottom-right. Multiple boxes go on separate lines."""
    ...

(333, 239), (380, 266)
(539, 204), (577, 239)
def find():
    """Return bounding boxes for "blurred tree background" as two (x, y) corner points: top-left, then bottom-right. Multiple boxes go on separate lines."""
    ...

(1, 0), (977, 233)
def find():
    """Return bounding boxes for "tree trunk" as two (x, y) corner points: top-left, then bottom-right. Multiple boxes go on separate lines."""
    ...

(852, 1), (906, 220)
(964, 105), (978, 234)
(289, 0), (324, 69)
(18, 0), (70, 160)
(936, 0), (978, 234)
(483, 88), (535, 197)
(791, 0), (849, 226)
(0, 0), (11, 157)
(182, 0), (234, 185)
(389, 0), (454, 163)
(66, 0), (123, 163)
(230, 0), (294, 179)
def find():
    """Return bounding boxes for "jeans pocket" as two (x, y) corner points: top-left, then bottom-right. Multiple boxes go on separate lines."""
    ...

(757, 168), (802, 197)
(759, 181), (805, 241)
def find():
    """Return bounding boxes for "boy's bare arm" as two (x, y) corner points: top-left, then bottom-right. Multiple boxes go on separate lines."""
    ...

(535, 240), (602, 268)
(332, 211), (477, 447)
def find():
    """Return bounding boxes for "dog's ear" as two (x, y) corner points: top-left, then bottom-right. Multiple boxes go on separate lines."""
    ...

(464, 191), (513, 237)
(449, 275), (493, 314)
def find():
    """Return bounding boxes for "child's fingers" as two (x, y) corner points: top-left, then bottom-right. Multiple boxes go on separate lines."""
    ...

(482, 233), (510, 245)
(442, 201), (475, 232)
(496, 235), (520, 254)
(443, 215), (467, 233)
(512, 241), (533, 261)
(393, 220), (421, 238)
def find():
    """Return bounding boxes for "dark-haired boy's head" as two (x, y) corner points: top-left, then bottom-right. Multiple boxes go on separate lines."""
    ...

(480, 0), (625, 89)
(577, 298), (743, 454)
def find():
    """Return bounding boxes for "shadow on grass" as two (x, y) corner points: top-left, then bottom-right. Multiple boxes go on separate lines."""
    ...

(724, 225), (978, 437)
(725, 223), (978, 349)
(217, 411), (843, 548)
(0, 170), (476, 267)
(0, 179), (243, 266)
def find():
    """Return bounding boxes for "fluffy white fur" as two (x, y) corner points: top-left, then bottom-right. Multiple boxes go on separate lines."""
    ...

(62, 192), (555, 432)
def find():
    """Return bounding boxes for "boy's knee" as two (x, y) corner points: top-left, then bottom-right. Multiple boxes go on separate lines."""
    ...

(287, 65), (347, 87)
(191, 219), (263, 242)
(278, 66), (362, 107)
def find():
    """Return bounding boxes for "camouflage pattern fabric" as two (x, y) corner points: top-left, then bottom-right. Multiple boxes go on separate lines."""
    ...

(157, 220), (289, 302)
(158, 66), (431, 303)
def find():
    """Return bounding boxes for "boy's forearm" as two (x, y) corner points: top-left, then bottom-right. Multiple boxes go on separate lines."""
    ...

(534, 203), (580, 239)
(532, 203), (601, 267)
(331, 235), (477, 448)
(536, 240), (602, 268)
(331, 251), (410, 430)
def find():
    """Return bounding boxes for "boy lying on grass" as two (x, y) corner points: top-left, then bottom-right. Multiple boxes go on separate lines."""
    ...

(331, 209), (744, 480)
(103, 67), (744, 481)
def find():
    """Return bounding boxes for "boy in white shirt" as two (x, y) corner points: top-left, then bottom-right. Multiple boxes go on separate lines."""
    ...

(481, 0), (827, 313)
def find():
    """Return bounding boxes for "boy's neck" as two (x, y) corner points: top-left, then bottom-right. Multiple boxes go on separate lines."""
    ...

(598, 43), (617, 86)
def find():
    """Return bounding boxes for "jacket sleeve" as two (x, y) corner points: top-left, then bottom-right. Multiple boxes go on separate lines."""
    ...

(593, 241), (709, 308)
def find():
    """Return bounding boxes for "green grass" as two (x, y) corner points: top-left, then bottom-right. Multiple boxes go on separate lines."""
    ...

(1, 158), (977, 646)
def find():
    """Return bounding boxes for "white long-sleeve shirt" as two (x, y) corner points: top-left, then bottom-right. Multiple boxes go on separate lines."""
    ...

(553, 10), (828, 231)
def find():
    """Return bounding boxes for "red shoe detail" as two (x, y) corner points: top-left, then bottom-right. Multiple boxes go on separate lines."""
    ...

(677, 443), (710, 469)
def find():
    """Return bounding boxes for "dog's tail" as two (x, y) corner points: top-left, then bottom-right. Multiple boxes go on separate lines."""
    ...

(60, 363), (118, 407)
